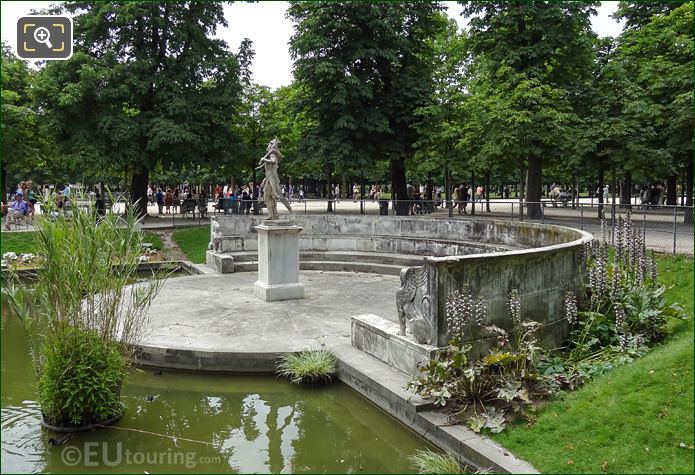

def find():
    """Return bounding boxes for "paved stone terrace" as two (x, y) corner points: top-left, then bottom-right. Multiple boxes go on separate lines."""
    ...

(141, 270), (400, 353)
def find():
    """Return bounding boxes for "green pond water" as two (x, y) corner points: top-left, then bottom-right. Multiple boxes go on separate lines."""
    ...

(1, 315), (429, 473)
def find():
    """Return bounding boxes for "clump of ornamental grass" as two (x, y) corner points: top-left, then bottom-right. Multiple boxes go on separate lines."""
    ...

(2, 190), (167, 427)
(277, 349), (337, 384)
(409, 449), (464, 474)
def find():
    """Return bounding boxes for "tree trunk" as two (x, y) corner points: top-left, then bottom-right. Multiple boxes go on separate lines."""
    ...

(525, 156), (542, 219)
(326, 167), (333, 212)
(445, 166), (452, 217)
(1, 161), (7, 206)
(391, 157), (408, 216)
(597, 164), (604, 220)
(485, 171), (491, 212)
(685, 159), (693, 224)
(620, 171), (632, 206)
(666, 174), (677, 206)
(360, 177), (365, 214)
(130, 169), (149, 218)
(470, 171), (476, 215)
(518, 161), (525, 221)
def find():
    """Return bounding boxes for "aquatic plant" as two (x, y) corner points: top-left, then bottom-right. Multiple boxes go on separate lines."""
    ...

(409, 448), (463, 474)
(3, 191), (166, 427)
(277, 349), (337, 384)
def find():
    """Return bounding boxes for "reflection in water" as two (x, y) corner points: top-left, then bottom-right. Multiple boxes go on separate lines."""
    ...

(1, 402), (46, 474)
(2, 312), (428, 473)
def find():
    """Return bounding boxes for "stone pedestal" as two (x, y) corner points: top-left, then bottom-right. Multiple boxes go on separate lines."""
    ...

(351, 314), (439, 376)
(254, 221), (304, 301)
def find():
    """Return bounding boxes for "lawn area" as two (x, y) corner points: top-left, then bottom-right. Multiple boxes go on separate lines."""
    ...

(1, 232), (37, 255)
(490, 254), (694, 474)
(1, 230), (164, 254)
(172, 226), (209, 264)
(142, 231), (164, 251)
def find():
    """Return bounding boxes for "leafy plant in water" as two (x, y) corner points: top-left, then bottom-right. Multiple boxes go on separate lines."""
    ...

(2, 190), (167, 427)
(39, 326), (126, 426)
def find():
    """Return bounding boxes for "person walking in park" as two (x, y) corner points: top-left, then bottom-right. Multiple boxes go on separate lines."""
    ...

(173, 188), (181, 214)
(95, 192), (106, 217)
(26, 184), (37, 220)
(458, 183), (469, 214)
(156, 189), (164, 214)
(164, 189), (173, 214)
(475, 185), (483, 202)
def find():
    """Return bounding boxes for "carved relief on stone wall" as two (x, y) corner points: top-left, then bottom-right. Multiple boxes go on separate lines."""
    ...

(396, 265), (435, 345)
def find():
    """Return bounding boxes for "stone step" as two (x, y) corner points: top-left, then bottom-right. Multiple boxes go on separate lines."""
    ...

(231, 250), (423, 266)
(233, 260), (404, 276)
(331, 341), (434, 413)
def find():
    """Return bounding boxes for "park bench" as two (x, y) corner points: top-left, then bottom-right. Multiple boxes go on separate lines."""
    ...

(181, 199), (197, 218)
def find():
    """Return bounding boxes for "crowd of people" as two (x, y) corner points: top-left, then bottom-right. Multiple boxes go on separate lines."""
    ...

(1, 178), (684, 230)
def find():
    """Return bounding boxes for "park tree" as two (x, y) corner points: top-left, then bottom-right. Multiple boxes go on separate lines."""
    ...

(460, 1), (598, 218)
(613, 1), (688, 29)
(616, 2), (693, 208)
(1, 43), (50, 203)
(263, 84), (319, 184)
(232, 83), (276, 186)
(288, 1), (447, 214)
(412, 17), (467, 209)
(33, 2), (249, 215)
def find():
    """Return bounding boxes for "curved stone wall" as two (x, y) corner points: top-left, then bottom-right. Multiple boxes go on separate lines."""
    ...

(212, 215), (593, 349)
(213, 215), (587, 255)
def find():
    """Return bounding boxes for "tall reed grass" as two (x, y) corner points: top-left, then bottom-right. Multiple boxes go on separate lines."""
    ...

(3, 191), (167, 426)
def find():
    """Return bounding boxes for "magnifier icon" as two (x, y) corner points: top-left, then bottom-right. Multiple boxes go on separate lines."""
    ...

(33, 27), (53, 49)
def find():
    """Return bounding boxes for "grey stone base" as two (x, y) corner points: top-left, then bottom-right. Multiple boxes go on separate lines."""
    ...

(205, 250), (235, 273)
(253, 280), (305, 301)
(351, 314), (438, 377)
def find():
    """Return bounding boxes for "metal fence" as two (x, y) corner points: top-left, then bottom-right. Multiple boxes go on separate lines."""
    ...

(140, 197), (693, 255)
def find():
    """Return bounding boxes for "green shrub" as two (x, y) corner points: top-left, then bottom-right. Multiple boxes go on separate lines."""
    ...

(409, 449), (464, 474)
(39, 326), (126, 426)
(277, 349), (337, 384)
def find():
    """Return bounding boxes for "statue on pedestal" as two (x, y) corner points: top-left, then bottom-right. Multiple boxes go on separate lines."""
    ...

(256, 139), (294, 220)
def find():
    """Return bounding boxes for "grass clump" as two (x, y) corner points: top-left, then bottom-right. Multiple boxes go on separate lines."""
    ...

(409, 449), (464, 474)
(172, 226), (209, 263)
(277, 349), (337, 384)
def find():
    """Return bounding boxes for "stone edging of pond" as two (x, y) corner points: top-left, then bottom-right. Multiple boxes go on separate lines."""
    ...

(133, 341), (538, 474)
(1, 260), (209, 280)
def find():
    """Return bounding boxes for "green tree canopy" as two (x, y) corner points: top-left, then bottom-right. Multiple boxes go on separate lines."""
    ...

(459, 1), (598, 218)
(33, 2), (249, 214)
(288, 1), (447, 213)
